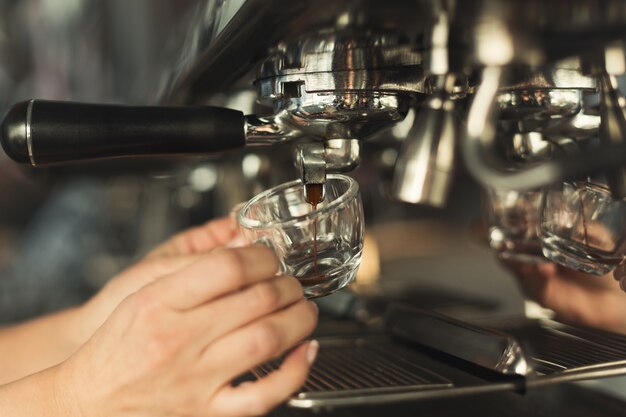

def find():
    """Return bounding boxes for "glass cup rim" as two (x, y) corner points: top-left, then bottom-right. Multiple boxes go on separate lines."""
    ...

(567, 181), (611, 195)
(238, 174), (359, 230)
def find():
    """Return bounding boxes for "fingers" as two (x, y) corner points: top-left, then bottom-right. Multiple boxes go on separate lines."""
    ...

(85, 253), (207, 331)
(201, 299), (318, 382)
(613, 262), (626, 292)
(146, 216), (237, 259)
(211, 340), (319, 417)
(146, 245), (280, 310)
(110, 253), (204, 290)
(505, 261), (551, 303)
(186, 275), (304, 343)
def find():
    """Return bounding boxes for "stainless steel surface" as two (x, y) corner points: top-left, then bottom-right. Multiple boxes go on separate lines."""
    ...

(147, 0), (626, 201)
(599, 73), (626, 198)
(244, 115), (300, 144)
(462, 67), (626, 191)
(254, 27), (417, 180)
(496, 89), (583, 134)
(12, 0), (626, 198)
(254, 335), (523, 409)
(501, 59), (596, 91)
(165, 0), (626, 104)
(298, 142), (326, 189)
(25, 99), (35, 167)
(296, 139), (361, 189)
(601, 41), (626, 76)
(391, 93), (457, 207)
(324, 139), (361, 173)
(491, 320), (626, 376)
(267, 384), (626, 417)
(266, 91), (409, 142)
(503, 132), (553, 163)
(256, 29), (425, 98)
(251, 315), (626, 409)
(452, 0), (626, 67)
(421, 0), (451, 76)
(164, 0), (426, 104)
(386, 305), (532, 376)
(254, 337), (453, 409)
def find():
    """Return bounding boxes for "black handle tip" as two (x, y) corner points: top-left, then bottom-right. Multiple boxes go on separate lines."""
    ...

(1, 101), (31, 164)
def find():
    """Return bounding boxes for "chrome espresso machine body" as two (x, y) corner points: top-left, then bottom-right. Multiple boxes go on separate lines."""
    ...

(5, 1), (626, 199)
(3, 0), (626, 414)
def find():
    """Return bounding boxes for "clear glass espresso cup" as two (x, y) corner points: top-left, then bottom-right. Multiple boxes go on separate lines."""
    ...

(483, 188), (546, 263)
(540, 181), (626, 275)
(237, 174), (364, 298)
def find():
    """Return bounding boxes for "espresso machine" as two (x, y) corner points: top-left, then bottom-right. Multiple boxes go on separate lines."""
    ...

(3, 0), (626, 415)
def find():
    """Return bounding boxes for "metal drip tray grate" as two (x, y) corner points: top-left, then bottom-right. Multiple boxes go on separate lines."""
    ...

(254, 337), (452, 405)
(494, 321), (626, 375)
(387, 305), (626, 378)
(253, 309), (626, 409)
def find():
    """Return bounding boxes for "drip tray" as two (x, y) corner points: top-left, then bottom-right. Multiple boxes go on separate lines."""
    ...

(488, 319), (626, 376)
(254, 337), (453, 407)
(253, 306), (626, 409)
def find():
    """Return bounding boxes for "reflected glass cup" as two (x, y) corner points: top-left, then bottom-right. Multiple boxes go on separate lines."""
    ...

(483, 188), (545, 263)
(237, 174), (364, 298)
(540, 181), (626, 275)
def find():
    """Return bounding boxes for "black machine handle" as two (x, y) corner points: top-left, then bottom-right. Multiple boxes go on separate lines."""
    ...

(0, 100), (246, 166)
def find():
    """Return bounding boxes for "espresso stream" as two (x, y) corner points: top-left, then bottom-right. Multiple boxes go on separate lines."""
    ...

(300, 184), (327, 286)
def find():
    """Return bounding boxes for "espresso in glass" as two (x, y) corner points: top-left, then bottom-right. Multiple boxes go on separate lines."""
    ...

(238, 175), (363, 298)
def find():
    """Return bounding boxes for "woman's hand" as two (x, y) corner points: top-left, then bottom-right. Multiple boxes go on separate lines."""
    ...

(57, 244), (318, 417)
(612, 262), (626, 293)
(0, 216), (252, 385)
(504, 260), (626, 334)
(77, 216), (240, 342)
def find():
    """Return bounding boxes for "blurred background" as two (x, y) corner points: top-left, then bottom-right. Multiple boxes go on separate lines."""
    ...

(0, 0), (206, 321)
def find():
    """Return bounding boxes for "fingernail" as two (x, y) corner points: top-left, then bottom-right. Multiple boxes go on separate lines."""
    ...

(309, 300), (319, 314)
(306, 340), (319, 365)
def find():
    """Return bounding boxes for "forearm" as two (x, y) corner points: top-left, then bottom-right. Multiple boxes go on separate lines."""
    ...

(0, 306), (88, 384)
(0, 365), (76, 417)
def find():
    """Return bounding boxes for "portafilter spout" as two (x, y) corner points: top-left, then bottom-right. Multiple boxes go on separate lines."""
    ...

(297, 139), (361, 204)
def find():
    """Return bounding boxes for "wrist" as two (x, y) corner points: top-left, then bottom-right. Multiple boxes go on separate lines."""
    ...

(51, 362), (85, 417)
(59, 304), (93, 353)
(0, 365), (82, 417)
